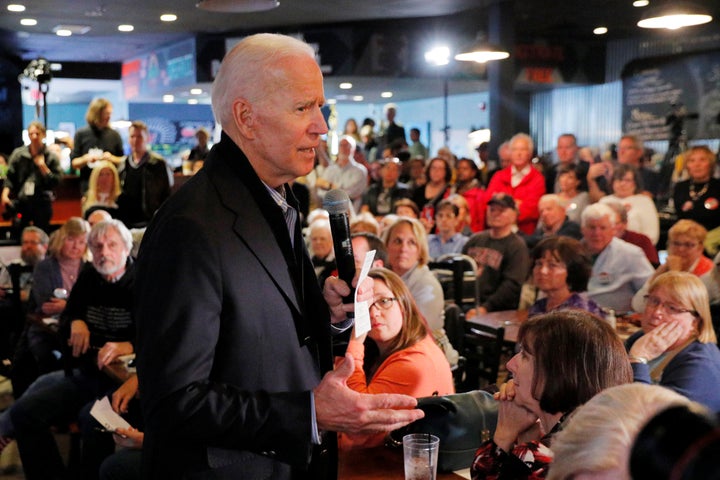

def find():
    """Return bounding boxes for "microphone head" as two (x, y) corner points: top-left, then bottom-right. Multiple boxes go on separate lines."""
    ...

(323, 189), (351, 215)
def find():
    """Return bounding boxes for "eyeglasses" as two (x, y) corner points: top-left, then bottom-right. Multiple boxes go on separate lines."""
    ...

(370, 297), (398, 311)
(643, 295), (697, 316)
(669, 241), (699, 249)
(533, 260), (566, 271)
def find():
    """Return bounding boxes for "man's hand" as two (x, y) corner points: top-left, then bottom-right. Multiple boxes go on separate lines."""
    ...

(97, 341), (133, 370)
(69, 320), (91, 357)
(113, 427), (144, 449)
(324, 275), (373, 325)
(314, 353), (424, 434)
(41, 297), (66, 316)
(112, 374), (139, 414)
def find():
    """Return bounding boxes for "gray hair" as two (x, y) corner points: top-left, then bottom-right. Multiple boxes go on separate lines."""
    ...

(22, 226), (49, 246)
(89, 219), (133, 253)
(602, 200), (628, 224)
(212, 34), (316, 130)
(539, 193), (568, 210)
(581, 202), (617, 227)
(510, 132), (534, 154)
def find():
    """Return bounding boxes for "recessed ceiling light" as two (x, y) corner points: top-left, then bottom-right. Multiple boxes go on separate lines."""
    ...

(55, 29), (72, 37)
(53, 24), (90, 35)
(20, 18), (36, 26)
(7, 4), (26, 12)
(633, 0), (649, 7)
(593, 26), (608, 35)
(339, 82), (352, 89)
(118, 24), (134, 32)
(381, 92), (393, 98)
(163, 95), (174, 103)
(352, 95), (364, 102)
(160, 13), (177, 22)
(188, 99), (199, 105)
(190, 88), (203, 95)
(196, 0), (279, 13)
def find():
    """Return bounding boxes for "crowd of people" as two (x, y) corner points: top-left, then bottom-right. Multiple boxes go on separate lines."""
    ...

(0, 31), (718, 479)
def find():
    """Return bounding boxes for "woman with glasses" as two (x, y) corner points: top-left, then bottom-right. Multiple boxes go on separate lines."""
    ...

(528, 236), (603, 317)
(626, 271), (720, 412)
(599, 163), (660, 245)
(338, 268), (454, 450)
(632, 219), (720, 311)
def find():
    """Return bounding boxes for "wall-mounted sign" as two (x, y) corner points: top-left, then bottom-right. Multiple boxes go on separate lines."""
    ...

(122, 38), (197, 100)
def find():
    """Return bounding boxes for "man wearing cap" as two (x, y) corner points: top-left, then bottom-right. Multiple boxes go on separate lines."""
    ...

(462, 193), (530, 314)
(485, 133), (546, 235)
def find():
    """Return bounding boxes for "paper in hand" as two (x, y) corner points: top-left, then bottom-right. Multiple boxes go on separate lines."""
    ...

(90, 397), (132, 432)
(353, 249), (376, 337)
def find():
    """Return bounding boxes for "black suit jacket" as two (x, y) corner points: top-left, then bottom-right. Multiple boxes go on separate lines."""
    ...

(136, 132), (336, 479)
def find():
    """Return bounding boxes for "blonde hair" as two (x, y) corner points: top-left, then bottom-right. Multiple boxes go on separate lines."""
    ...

(83, 161), (121, 213)
(48, 217), (91, 261)
(382, 217), (430, 267)
(649, 271), (716, 344)
(85, 98), (112, 127)
(668, 219), (708, 244)
(548, 383), (702, 480)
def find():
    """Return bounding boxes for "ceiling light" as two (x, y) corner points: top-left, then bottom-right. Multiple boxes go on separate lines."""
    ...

(55, 29), (72, 37)
(53, 24), (91, 35)
(7, 4), (26, 12)
(188, 99), (199, 105)
(381, 92), (393, 98)
(633, 0), (649, 6)
(196, 0), (280, 13)
(118, 24), (134, 32)
(339, 82), (352, 89)
(637, 2), (712, 29)
(190, 88), (203, 95)
(424, 46), (450, 66)
(163, 95), (174, 103)
(454, 35), (509, 63)
(20, 18), (37, 26)
(352, 96), (364, 102)
(160, 13), (177, 22)
(593, 26), (608, 35)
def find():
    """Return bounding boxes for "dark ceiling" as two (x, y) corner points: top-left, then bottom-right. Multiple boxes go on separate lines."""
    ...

(1, 0), (719, 103)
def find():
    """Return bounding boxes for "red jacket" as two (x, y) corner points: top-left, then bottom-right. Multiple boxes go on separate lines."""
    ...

(485, 166), (546, 234)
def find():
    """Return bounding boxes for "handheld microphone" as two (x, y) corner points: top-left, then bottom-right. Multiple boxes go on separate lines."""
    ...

(323, 189), (356, 311)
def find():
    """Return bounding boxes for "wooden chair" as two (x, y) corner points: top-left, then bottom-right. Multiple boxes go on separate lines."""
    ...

(457, 321), (505, 392)
(428, 253), (478, 310)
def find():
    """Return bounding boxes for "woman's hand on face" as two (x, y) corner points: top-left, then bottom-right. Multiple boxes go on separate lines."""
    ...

(630, 319), (685, 360)
(492, 382), (540, 452)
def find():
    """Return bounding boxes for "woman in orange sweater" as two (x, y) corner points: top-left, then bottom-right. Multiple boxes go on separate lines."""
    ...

(338, 267), (454, 449)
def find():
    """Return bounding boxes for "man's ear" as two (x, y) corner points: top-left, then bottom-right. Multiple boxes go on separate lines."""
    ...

(373, 260), (384, 269)
(232, 98), (255, 140)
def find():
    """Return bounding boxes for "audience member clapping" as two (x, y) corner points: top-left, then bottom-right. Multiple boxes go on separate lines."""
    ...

(548, 383), (705, 480)
(528, 236), (602, 317)
(337, 268), (454, 450)
(626, 271), (720, 412)
(470, 310), (632, 479)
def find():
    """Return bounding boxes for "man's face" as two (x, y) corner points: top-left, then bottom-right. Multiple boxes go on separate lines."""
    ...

(486, 204), (516, 230)
(556, 136), (578, 165)
(435, 208), (458, 235)
(510, 138), (532, 169)
(90, 228), (129, 277)
(128, 127), (148, 154)
(456, 160), (476, 182)
(310, 226), (333, 259)
(582, 216), (615, 254)
(337, 138), (353, 162)
(20, 231), (47, 265)
(538, 199), (565, 230)
(381, 162), (401, 184)
(248, 55), (328, 186)
(410, 130), (420, 142)
(27, 125), (45, 150)
(617, 138), (642, 166)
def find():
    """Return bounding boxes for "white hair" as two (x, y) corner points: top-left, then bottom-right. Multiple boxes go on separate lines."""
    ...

(581, 202), (616, 227)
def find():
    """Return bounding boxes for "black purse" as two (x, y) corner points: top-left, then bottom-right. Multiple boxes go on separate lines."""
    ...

(388, 389), (499, 472)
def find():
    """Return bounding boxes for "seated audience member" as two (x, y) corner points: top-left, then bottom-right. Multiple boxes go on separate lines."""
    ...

(448, 193), (474, 236)
(544, 133), (589, 194)
(116, 121), (172, 228)
(411, 157), (452, 221)
(599, 163), (660, 245)
(3, 220), (136, 479)
(581, 203), (654, 314)
(548, 383), (704, 480)
(12, 218), (90, 398)
(471, 310), (632, 479)
(316, 135), (368, 212)
(485, 133), (546, 235)
(604, 200), (659, 267)
(383, 217), (457, 365)
(451, 158), (485, 233)
(351, 232), (388, 270)
(523, 194), (581, 249)
(630, 404), (720, 480)
(528, 236), (602, 317)
(673, 145), (720, 233)
(428, 199), (469, 260)
(556, 163), (590, 225)
(360, 157), (410, 218)
(626, 271), (720, 412)
(82, 160), (121, 217)
(349, 211), (381, 236)
(463, 194), (531, 313)
(308, 219), (335, 285)
(392, 198), (420, 219)
(405, 157), (426, 189)
(87, 208), (113, 228)
(338, 268), (454, 449)
(632, 219), (720, 311)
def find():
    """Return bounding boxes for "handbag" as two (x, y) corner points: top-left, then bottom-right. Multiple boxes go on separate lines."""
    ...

(388, 389), (499, 472)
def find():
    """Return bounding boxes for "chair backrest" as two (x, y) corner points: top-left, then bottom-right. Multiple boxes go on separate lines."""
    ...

(458, 321), (505, 392)
(428, 253), (478, 309)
